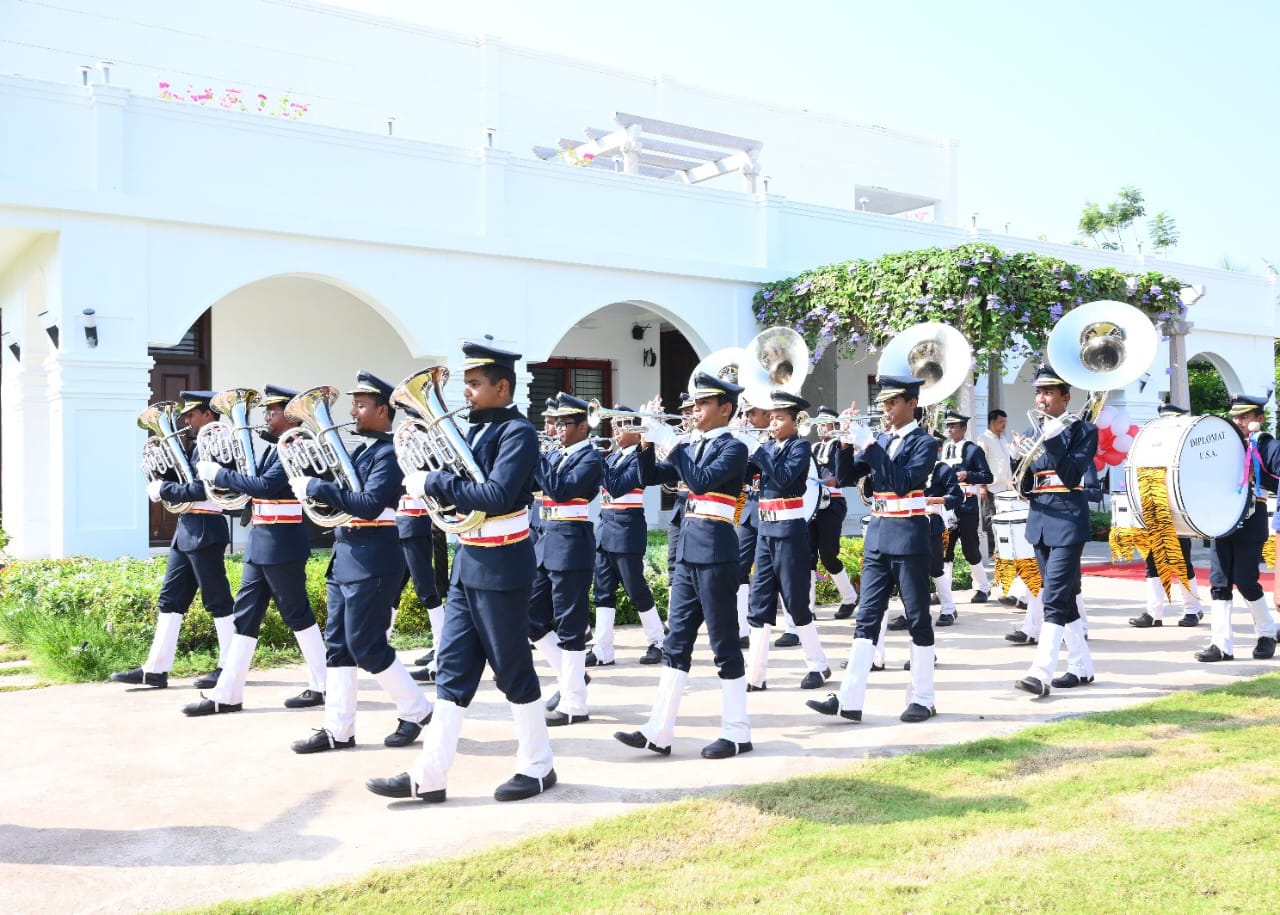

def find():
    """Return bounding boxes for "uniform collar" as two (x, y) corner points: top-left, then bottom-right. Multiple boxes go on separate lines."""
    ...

(560, 438), (592, 459)
(701, 425), (732, 440)
(889, 420), (919, 439)
(617, 444), (637, 457)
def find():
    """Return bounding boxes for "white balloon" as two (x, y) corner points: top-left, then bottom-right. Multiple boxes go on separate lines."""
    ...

(1095, 405), (1116, 427)
(1112, 433), (1133, 453)
(1110, 411), (1130, 436)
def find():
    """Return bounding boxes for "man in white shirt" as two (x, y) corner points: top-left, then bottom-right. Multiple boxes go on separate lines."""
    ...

(978, 409), (1014, 563)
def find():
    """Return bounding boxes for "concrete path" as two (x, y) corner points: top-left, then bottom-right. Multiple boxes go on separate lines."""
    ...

(2, 548), (1274, 914)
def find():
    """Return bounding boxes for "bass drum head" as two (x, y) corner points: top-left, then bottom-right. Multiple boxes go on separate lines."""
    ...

(1126, 414), (1248, 539)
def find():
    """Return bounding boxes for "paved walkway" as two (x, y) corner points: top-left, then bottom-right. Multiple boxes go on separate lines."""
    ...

(2, 548), (1274, 914)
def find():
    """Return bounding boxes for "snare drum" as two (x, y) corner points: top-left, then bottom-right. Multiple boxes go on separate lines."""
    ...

(1110, 486), (1141, 530)
(993, 505), (1034, 560)
(1126, 414), (1249, 539)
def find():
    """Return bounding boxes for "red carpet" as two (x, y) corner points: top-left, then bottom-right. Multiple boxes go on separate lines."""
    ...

(1084, 561), (1275, 588)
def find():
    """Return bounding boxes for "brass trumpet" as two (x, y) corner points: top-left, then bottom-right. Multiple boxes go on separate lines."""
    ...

(586, 399), (685, 429)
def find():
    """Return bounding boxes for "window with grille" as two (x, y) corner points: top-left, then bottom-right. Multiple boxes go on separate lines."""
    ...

(528, 359), (612, 426)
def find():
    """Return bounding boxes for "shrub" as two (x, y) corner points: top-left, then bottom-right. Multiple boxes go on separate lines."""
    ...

(814, 536), (972, 602)
(1090, 510), (1111, 542)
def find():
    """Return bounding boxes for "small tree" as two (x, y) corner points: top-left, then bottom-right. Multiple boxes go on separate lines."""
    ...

(1148, 211), (1179, 256)
(1077, 186), (1149, 252)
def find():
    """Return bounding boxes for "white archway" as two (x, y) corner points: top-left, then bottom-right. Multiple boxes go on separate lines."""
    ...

(1187, 350), (1242, 398)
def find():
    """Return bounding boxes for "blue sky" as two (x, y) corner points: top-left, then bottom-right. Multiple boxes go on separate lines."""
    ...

(330, 0), (1279, 272)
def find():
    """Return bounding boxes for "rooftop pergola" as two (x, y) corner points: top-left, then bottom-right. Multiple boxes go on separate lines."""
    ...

(534, 112), (764, 192)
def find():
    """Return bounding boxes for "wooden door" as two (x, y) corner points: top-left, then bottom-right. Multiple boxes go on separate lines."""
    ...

(147, 313), (210, 544)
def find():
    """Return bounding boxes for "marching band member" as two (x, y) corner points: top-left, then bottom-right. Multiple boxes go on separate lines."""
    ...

(937, 411), (994, 616)
(1129, 404), (1205, 629)
(369, 342), (555, 803)
(1196, 394), (1279, 662)
(183, 385), (327, 715)
(615, 372), (752, 758)
(811, 407), (860, 620)
(1014, 365), (1098, 697)
(528, 396), (559, 548)
(589, 408), (665, 667)
(664, 393), (697, 602)
(744, 390), (830, 691)
(113, 391), (234, 690)
(528, 393), (603, 726)
(289, 372), (432, 753)
(735, 395), (773, 647)
(809, 375), (940, 724)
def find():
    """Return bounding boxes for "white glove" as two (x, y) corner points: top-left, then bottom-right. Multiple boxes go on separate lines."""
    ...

(146, 480), (164, 503)
(196, 460), (221, 482)
(843, 423), (874, 450)
(644, 420), (677, 455)
(289, 476), (314, 502)
(1039, 417), (1066, 441)
(403, 470), (428, 500)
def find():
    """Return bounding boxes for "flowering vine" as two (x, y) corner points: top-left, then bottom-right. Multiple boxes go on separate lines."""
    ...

(753, 242), (1187, 370)
(157, 82), (310, 121)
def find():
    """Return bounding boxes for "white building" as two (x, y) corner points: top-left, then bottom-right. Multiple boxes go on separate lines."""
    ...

(1, 0), (1275, 559)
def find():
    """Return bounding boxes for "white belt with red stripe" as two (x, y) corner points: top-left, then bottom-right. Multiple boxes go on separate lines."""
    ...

(963, 484), (980, 497)
(602, 488), (644, 509)
(1032, 471), (1080, 494)
(758, 496), (806, 522)
(187, 500), (222, 514)
(871, 490), (926, 518)
(345, 507), (397, 528)
(398, 494), (431, 517)
(540, 498), (590, 522)
(825, 486), (844, 499)
(252, 499), (303, 524)
(686, 492), (737, 523)
(458, 510), (531, 547)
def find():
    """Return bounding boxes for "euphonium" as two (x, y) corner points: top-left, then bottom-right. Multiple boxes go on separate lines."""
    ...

(197, 388), (261, 511)
(138, 401), (196, 514)
(277, 386), (361, 528)
(390, 366), (488, 535)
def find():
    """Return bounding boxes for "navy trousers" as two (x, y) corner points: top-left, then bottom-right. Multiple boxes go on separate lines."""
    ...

(1209, 532), (1265, 602)
(324, 574), (400, 674)
(736, 516), (759, 585)
(665, 516), (682, 584)
(943, 512), (982, 564)
(1034, 542), (1085, 626)
(231, 559), (314, 638)
(929, 517), (945, 578)
(435, 579), (540, 707)
(593, 548), (655, 611)
(809, 500), (847, 573)
(748, 534), (813, 627)
(399, 535), (441, 610)
(663, 560), (744, 678)
(855, 547), (933, 647)
(157, 544), (233, 618)
(528, 566), (592, 651)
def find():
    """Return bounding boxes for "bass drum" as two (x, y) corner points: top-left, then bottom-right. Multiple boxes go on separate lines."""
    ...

(1125, 414), (1248, 539)
(992, 491), (1033, 560)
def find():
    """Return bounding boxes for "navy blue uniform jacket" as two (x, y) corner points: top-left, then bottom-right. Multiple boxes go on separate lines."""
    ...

(213, 443), (310, 565)
(837, 426), (938, 556)
(941, 440), (993, 514)
(1020, 419), (1098, 547)
(424, 407), (538, 590)
(307, 435), (404, 581)
(598, 447), (648, 554)
(535, 443), (603, 572)
(752, 435), (812, 538)
(159, 443), (230, 552)
(639, 431), (748, 564)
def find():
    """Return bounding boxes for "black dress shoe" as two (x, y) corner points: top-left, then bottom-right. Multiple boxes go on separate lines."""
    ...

(413, 649), (435, 668)
(494, 769), (557, 801)
(639, 644), (663, 665)
(936, 613), (955, 627)
(546, 710), (589, 726)
(365, 772), (446, 803)
(1129, 612), (1162, 628)
(385, 714), (432, 747)
(773, 632), (800, 648)
(291, 729), (355, 754)
(585, 650), (614, 668)
(738, 635), (750, 650)
(799, 668), (831, 690)
(833, 600), (858, 620)
(613, 730), (671, 755)
(998, 595), (1018, 607)
(899, 702), (936, 723)
(1015, 676), (1050, 697)
(1253, 636), (1277, 660)
(930, 593), (940, 605)
(1177, 613), (1202, 627)
(1005, 630), (1036, 645)
(1195, 644), (1233, 662)
(1051, 672), (1094, 688)
(182, 696), (242, 717)
(109, 668), (168, 688)
(283, 688), (325, 709)
(886, 615), (908, 631)
(870, 662), (885, 672)
(1016, 600), (1028, 610)
(192, 668), (222, 690)
(701, 738), (752, 759)
(746, 682), (767, 692)
(410, 667), (436, 683)
(971, 590), (989, 604)
(806, 694), (861, 721)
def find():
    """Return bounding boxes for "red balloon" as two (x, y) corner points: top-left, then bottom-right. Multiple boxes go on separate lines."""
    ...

(1127, 424), (1139, 438)
(1105, 449), (1125, 467)
(1093, 454), (1107, 471)
(1098, 427), (1115, 450)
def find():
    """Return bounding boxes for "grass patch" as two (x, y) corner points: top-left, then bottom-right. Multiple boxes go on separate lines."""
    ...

(0, 680), (52, 692)
(187, 675), (1280, 915)
(0, 645), (27, 662)
(0, 662), (34, 677)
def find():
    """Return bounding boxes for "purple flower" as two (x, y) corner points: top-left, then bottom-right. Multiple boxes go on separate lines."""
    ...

(1141, 295), (1150, 304)
(1165, 367), (1173, 375)
(1049, 304), (1064, 320)
(1157, 311), (1170, 320)
(980, 253), (993, 263)
(997, 275), (1007, 283)
(1057, 280), (1072, 290)
(1150, 285), (1162, 295)
(762, 290), (774, 301)
(915, 295), (932, 305)
(967, 276), (980, 287)
(793, 280), (812, 295)
(851, 332), (862, 341)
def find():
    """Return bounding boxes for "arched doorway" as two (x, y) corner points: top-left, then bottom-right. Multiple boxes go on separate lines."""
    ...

(1186, 353), (1235, 416)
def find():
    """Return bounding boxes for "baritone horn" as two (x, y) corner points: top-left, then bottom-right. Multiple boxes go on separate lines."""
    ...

(390, 366), (488, 535)
(277, 386), (361, 528)
(138, 401), (196, 514)
(196, 388), (261, 511)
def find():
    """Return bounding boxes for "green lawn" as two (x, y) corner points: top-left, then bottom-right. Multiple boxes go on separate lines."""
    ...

(191, 674), (1280, 914)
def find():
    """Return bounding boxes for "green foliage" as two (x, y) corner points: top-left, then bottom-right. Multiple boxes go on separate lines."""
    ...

(1077, 186), (1147, 251)
(1188, 359), (1230, 416)
(1148, 211), (1179, 255)
(1090, 509), (1111, 542)
(753, 242), (1185, 371)
(0, 517), (9, 554)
